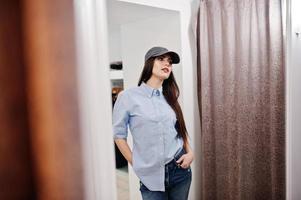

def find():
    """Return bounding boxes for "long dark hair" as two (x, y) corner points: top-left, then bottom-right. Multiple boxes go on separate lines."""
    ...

(138, 57), (189, 146)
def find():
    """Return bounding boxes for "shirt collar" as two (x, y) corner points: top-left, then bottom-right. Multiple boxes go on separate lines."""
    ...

(141, 82), (163, 98)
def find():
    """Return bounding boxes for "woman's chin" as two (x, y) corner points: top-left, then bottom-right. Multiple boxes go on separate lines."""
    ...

(161, 74), (170, 80)
(155, 73), (170, 81)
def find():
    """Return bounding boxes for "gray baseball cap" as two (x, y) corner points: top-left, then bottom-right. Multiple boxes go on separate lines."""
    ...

(144, 46), (180, 64)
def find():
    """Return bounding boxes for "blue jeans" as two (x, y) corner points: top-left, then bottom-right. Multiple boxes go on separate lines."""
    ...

(139, 148), (192, 200)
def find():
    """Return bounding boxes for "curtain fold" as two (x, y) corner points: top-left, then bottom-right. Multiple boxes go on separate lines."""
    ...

(197, 0), (285, 199)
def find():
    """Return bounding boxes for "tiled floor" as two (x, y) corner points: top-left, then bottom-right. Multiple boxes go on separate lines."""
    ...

(116, 166), (129, 200)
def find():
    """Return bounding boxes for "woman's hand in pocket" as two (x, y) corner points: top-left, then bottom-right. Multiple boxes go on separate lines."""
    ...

(176, 151), (194, 169)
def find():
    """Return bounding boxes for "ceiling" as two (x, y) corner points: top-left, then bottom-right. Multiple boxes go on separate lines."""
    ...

(107, 0), (178, 30)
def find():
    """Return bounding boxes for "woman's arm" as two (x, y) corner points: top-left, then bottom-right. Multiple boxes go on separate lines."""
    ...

(183, 140), (191, 153)
(114, 138), (133, 165)
(184, 140), (194, 159)
(176, 139), (194, 168)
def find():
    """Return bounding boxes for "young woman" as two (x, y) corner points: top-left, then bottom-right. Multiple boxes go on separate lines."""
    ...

(112, 46), (194, 200)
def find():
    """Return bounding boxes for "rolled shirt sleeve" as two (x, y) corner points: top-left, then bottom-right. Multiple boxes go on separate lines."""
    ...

(112, 91), (129, 139)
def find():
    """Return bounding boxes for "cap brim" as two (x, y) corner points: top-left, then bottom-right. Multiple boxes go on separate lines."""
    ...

(164, 51), (180, 64)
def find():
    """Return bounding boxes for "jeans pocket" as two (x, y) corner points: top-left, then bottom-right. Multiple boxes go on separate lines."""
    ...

(174, 165), (191, 179)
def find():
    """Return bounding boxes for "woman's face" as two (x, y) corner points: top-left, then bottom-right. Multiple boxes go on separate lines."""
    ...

(152, 54), (173, 81)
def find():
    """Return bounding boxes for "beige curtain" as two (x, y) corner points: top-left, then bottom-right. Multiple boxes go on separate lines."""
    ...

(197, 0), (285, 199)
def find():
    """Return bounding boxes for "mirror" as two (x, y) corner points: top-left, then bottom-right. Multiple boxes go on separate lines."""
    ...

(107, 0), (183, 199)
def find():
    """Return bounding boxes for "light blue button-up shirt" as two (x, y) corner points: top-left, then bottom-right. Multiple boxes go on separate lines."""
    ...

(112, 82), (183, 191)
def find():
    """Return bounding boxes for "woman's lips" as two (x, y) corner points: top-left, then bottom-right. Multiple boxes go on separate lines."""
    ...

(162, 68), (169, 73)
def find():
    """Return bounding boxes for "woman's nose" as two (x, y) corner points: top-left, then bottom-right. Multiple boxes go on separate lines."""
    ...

(164, 60), (170, 66)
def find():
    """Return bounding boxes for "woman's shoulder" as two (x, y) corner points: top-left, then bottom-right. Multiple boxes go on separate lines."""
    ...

(117, 85), (140, 98)
(121, 86), (140, 94)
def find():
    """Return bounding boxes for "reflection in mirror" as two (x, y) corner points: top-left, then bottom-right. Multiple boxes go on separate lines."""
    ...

(107, 0), (184, 199)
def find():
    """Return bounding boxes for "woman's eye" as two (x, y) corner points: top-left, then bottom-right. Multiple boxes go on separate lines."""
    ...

(157, 57), (172, 64)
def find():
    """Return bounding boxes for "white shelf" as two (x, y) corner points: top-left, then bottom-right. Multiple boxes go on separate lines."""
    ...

(110, 70), (123, 80)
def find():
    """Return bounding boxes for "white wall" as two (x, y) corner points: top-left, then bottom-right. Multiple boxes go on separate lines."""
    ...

(108, 27), (122, 62)
(179, 2), (201, 199)
(287, 0), (301, 199)
(120, 11), (182, 200)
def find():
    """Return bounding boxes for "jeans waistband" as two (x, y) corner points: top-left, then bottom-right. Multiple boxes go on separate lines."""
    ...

(166, 147), (186, 166)
(173, 147), (186, 161)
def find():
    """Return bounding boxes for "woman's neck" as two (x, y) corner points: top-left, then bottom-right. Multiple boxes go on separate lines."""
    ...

(146, 76), (163, 89)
